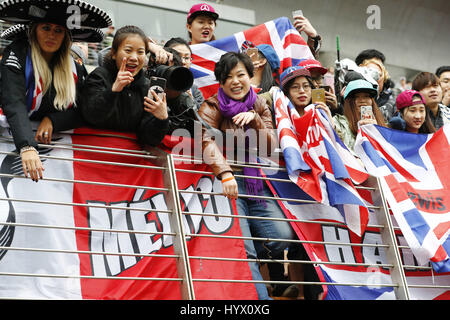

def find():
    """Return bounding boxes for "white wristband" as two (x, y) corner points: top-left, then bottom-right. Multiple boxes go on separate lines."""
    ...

(20, 146), (37, 156)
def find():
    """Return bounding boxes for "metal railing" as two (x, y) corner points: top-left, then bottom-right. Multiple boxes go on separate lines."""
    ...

(0, 132), (447, 300)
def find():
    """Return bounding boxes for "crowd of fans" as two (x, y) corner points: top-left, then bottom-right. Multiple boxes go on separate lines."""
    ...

(0, 1), (448, 300)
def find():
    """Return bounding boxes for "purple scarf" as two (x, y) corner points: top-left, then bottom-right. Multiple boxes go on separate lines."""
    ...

(218, 88), (265, 205)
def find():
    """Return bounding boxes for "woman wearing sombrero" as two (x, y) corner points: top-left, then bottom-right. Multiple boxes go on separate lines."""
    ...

(0, 0), (111, 182)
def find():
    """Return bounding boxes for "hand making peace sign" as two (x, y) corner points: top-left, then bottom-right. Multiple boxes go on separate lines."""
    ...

(112, 57), (135, 92)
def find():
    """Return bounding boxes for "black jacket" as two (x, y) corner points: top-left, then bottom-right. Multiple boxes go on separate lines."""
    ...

(81, 65), (169, 147)
(0, 37), (87, 150)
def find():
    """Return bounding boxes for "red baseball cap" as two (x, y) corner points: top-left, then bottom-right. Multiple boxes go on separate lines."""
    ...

(298, 59), (328, 75)
(396, 90), (426, 111)
(187, 3), (219, 22)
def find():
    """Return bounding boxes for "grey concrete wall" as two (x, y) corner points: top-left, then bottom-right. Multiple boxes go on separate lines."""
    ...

(87, 0), (255, 43)
(88, 0), (449, 83)
(217, 0), (450, 82)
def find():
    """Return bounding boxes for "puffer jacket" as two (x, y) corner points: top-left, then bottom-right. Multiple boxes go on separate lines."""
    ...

(81, 64), (169, 147)
(197, 94), (277, 178)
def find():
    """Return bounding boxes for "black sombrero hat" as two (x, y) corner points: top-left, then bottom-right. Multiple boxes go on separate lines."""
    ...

(1, 23), (104, 43)
(0, 0), (112, 29)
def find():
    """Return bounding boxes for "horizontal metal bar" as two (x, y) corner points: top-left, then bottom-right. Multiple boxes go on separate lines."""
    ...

(406, 284), (450, 289)
(181, 210), (386, 229)
(0, 272), (182, 282)
(0, 221), (176, 237)
(0, 150), (167, 171)
(192, 278), (397, 288)
(0, 197), (172, 214)
(184, 233), (390, 248)
(188, 256), (394, 269)
(179, 188), (382, 209)
(39, 143), (162, 161)
(0, 172), (169, 192)
(402, 265), (432, 270)
(0, 246), (179, 259)
(180, 188), (319, 205)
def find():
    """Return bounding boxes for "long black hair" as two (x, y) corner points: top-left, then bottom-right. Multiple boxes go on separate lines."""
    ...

(399, 107), (436, 134)
(258, 51), (280, 93)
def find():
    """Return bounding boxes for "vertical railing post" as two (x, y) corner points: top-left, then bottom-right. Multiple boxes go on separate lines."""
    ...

(369, 176), (410, 300)
(146, 147), (195, 300)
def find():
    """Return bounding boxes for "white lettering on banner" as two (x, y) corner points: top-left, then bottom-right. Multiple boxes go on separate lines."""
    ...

(322, 226), (356, 263)
(396, 234), (424, 271)
(200, 178), (233, 234)
(87, 177), (233, 276)
(306, 118), (320, 145)
(129, 200), (163, 258)
(361, 231), (388, 269)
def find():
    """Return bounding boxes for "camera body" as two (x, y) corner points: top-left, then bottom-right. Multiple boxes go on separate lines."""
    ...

(146, 53), (194, 92)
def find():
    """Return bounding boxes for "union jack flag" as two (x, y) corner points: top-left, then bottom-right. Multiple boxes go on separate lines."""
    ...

(190, 17), (314, 99)
(355, 124), (450, 273)
(273, 89), (370, 236)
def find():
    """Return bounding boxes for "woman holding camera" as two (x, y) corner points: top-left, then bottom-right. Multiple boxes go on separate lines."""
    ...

(198, 52), (294, 300)
(81, 26), (169, 146)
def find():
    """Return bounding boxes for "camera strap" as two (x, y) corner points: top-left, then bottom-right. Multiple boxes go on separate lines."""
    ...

(192, 107), (223, 137)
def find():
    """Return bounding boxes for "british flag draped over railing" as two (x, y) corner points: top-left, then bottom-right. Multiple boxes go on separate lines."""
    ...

(190, 16), (314, 99)
(273, 89), (370, 236)
(354, 124), (450, 273)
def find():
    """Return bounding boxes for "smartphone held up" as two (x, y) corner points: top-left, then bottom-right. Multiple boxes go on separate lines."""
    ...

(360, 105), (374, 120)
(148, 76), (166, 101)
(292, 9), (303, 18)
(246, 48), (259, 62)
(311, 88), (326, 104)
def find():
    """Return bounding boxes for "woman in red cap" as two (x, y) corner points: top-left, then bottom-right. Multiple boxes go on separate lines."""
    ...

(298, 58), (338, 113)
(186, 3), (219, 45)
(389, 90), (436, 134)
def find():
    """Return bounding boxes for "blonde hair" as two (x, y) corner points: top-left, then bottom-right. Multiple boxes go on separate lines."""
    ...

(360, 58), (389, 82)
(29, 23), (76, 111)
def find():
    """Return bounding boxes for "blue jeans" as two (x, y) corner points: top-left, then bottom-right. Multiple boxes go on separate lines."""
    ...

(235, 176), (294, 300)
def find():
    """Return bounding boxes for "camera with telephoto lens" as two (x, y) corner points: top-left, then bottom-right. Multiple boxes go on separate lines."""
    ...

(146, 53), (194, 92)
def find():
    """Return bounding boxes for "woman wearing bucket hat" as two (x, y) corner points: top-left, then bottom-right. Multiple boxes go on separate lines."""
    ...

(277, 65), (333, 299)
(186, 3), (219, 45)
(298, 58), (338, 113)
(333, 79), (386, 150)
(280, 65), (332, 119)
(0, 0), (111, 182)
(389, 90), (436, 134)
